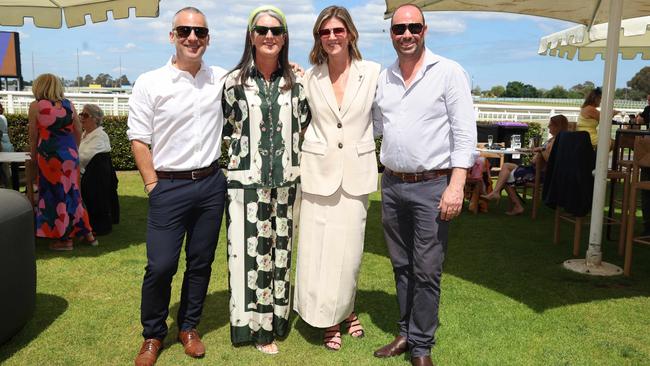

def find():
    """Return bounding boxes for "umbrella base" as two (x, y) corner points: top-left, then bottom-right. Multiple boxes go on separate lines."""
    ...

(563, 259), (622, 276)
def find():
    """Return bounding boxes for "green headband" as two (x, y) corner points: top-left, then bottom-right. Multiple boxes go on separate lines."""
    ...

(248, 5), (287, 31)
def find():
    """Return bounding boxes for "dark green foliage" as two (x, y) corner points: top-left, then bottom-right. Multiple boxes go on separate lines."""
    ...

(6, 114), (256, 171)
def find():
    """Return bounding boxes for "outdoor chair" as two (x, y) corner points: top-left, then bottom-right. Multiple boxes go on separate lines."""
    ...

(543, 131), (628, 256)
(465, 156), (491, 214)
(623, 136), (650, 276)
(607, 129), (650, 251)
(512, 155), (545, 219)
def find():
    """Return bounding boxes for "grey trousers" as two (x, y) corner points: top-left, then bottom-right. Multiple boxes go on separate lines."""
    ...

(381, 173), (449, 358)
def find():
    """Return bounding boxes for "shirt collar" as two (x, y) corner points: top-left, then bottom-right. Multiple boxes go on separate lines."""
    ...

(389, 47), (441, 80)
(167, 56), (212, 82)
(249, 61), (284, 82)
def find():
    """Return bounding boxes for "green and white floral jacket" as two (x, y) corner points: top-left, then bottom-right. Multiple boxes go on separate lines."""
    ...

(222, 67), (311, 189)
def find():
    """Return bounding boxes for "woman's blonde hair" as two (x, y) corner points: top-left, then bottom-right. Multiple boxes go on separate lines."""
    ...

(309, 6), (362, 65)
(32, 73), (65, 101)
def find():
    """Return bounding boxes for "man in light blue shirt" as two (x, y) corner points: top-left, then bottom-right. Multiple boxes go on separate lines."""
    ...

(372, 4), (476, 366)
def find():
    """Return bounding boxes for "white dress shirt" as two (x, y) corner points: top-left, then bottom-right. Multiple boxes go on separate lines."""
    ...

(79, 126), (111, 174)
(373, 48), (476, 172)
(127, 57), (227, 171)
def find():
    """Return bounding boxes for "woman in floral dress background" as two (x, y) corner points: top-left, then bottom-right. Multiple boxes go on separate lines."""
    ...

(28, 73), (95, 251)
(221, 5), (310, 355)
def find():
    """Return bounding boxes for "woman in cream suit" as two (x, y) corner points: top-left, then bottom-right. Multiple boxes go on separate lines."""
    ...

(294, 5), (380, 351)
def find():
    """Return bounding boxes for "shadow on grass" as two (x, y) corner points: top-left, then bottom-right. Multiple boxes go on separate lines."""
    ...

(35, 195), (149, 260)
(0, 293), (68, 362)
(166, 290), (230, 344)
(292, 289), (400, 346)
(364, 197), (650, 313)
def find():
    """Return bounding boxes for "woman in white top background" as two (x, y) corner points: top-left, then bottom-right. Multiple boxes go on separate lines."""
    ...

(79, 104), (118, 236)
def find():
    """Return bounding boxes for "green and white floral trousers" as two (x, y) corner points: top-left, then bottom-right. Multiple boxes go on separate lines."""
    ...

(226, 185), (300, 345)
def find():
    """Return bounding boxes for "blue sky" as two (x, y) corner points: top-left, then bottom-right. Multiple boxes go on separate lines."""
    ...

(1, 0), (647, 91)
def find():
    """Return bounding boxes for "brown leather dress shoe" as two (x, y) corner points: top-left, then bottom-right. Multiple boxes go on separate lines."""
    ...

(411, 355), (434, 366)
(373, 335), (407, 358)
(134, 338), (163, 366)
(178, 329), (206, 358)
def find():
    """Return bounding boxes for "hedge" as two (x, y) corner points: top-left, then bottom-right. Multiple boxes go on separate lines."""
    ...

(6, 113), (542, 171)
(6, 114), (229, 171)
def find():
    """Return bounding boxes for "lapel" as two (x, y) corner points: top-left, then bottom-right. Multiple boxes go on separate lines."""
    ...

(315, 64), (341, 120)
(339, 60), (363, 118)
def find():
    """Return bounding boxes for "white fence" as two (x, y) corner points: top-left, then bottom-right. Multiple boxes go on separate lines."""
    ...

(0, 91), (643, 123)
(0, 91), (130, 116)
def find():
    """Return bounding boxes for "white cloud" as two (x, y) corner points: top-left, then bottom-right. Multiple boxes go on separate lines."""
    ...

(79, 50), (96, 56)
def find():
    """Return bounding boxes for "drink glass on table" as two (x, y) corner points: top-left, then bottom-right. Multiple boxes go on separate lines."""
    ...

(487, 135), (493, 148)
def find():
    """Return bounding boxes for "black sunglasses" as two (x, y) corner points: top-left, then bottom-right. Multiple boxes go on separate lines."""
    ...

(253, 25), (285, 36)
(318, 27), (346, 38)
(390, 23), (424, 35)
(79, 112), (90, 119)
(174, 26), (209, 39)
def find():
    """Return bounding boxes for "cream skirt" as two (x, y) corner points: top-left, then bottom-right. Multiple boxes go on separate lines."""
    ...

(294, 187), (369, 328)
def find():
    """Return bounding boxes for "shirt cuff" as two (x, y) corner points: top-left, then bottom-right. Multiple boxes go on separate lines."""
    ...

(450, 151), (476, 169)
(126, 131), (152, 145)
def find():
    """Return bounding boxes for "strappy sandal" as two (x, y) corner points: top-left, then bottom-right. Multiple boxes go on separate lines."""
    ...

(84, 233), (99, 247)
(344, 312), (365, 338)
(255, 341), (279, 355)
(323, 324), (342, 351)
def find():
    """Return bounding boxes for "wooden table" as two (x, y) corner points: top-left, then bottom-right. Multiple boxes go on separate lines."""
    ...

(0, 152), (34, 204)
(477, 148), (542, 219)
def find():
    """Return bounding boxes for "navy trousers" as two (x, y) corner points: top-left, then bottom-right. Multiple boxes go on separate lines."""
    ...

(141, 169), (226, 340)
(381, 173), (449, 358)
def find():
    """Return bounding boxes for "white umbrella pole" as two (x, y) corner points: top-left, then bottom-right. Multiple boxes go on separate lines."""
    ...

(565, 0), (623, 276)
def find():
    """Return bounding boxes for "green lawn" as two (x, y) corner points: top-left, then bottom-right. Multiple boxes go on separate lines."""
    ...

(2, 171), (650, 365)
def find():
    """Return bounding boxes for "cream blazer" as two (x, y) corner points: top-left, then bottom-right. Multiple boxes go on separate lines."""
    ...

(300, 60), (381, 197)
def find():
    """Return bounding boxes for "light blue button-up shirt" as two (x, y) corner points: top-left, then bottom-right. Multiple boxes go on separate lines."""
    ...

(373, 48), (476, 173)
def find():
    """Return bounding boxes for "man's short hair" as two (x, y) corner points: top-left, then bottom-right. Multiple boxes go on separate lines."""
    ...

(172, 7), (207, 28)
(390, 4), (426, 25)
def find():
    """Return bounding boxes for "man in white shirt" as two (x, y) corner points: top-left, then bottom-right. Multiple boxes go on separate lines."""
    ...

(372, 5), (476, 366)
(127, 7), (227, 366)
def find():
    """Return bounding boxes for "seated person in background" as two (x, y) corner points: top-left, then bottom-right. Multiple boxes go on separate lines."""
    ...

(0, 103), (14, 188)
(635, 93), (650, 127)
(79, 104), (119, 235)
(481, 114), (569, 215)
(79, 104), (111, 174)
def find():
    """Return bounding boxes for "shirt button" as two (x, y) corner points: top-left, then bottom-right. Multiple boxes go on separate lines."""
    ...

(338, 143), (343, 149)
(337, 123), (342, 128)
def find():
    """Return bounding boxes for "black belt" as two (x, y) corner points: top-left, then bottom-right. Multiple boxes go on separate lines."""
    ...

(384, 168), (451, 183)
(156, 161), (218, 180)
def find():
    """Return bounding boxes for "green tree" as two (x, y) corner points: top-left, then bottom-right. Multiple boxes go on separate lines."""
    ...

(521, 83), (540, 98)
(544, 85), (569, 98)
(615, 87), (646, 100)
(504, 81), (525, 97)
(627, 66), (650, 96)
(569, 81), (595, 98)
(116, 74), (131, 86)
(490, 85), (505, 97)
(94, 73), (113, 87)
(83, 74), (94, 86)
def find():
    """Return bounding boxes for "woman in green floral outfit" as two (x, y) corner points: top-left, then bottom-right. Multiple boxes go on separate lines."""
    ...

(221, 5), (310, 355)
